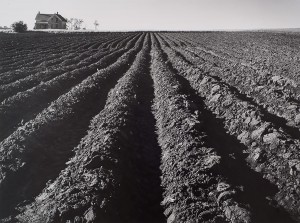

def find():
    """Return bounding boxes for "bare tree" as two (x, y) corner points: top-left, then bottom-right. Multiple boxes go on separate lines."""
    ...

(94, 20), (99, 30)
(67, 18), (74, 30)
(67, 18), (84, 30)
(74, 19), (83, 30)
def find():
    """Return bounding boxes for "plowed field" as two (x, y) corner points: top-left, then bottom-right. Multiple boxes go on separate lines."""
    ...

(0, 31), (299, 223)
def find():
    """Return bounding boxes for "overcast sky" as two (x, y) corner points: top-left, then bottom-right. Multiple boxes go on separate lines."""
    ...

(0, 0), (300, 30)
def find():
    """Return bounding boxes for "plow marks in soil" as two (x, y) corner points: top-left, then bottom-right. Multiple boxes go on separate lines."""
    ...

(0, 31), (299, 222)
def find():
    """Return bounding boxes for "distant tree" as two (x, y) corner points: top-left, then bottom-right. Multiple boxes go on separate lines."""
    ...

(67, 18), (84, 30)
(74, 19), (83, 30)
(11, 21), (27, 33)
(67, 18), (73, 30)
(94, 20), (99, 30)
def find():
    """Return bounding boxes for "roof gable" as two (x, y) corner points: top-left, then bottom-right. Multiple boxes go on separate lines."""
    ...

(35, 14), (52, 21)
(56, 14), (67, 22)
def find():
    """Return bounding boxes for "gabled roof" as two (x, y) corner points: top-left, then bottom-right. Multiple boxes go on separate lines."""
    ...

(35, 13), (67, 22)
(35, 14), (52, 22)
(56, 14), (67, 22)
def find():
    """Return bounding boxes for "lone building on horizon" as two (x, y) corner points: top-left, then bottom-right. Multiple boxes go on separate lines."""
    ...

(34, 12), (67, 29)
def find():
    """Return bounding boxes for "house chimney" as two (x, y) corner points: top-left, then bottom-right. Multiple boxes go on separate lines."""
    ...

(57, 12), (58, 14)
(38, 11), (40, 14)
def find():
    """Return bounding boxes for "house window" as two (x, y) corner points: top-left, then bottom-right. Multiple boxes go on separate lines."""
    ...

(56, 24), (58, 28)
(56, 18), (58, 22)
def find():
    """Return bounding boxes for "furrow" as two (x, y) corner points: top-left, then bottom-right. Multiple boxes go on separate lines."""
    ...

(174, 32), (300, 85)
(0, 37), (86, 72)
(156, 34), (300, 222)
(0, 38), (71, 65)
(0, 34), (125, 85)
(0, 42), (134, 142)
(0, 49), (98, 89)
(150, 34), (254, 223)
(0, 34), (145, 219)
(0, 33), (116, 70)
(0, 34), (139, 100)
(170, 34), (300, 130)
(160, 34), (300, 138)
(15, 33), (164, 223)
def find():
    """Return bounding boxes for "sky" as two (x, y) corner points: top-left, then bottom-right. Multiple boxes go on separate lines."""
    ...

(0, 0), (300, 31)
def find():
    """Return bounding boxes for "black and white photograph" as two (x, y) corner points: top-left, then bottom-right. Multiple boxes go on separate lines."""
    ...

(0, 0), (300, 222)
